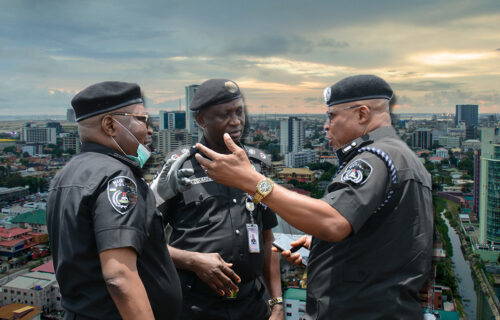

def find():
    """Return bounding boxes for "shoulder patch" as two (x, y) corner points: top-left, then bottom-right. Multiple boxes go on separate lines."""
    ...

(107, 176), (138, 215)
(165, 145), (193, 161)
(244, 146), (271, 167)
(341, 159), (373, 185)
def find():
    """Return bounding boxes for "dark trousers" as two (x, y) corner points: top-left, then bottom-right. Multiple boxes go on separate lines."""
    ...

(179, 277), (269, 320)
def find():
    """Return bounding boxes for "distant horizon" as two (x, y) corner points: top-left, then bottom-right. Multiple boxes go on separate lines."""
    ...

(0, 112), (498, 122)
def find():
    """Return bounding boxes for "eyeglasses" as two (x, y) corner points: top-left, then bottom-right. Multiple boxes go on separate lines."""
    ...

(325, 104), (362, 121)
(111, 112), (151, 127)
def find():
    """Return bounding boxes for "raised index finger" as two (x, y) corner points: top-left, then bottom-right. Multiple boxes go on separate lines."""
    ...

(196, 143), (223, 160)
(223, 133), (242, 153)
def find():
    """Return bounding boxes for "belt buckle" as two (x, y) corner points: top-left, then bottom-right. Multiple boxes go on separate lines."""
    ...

(225, 289), (238, 300)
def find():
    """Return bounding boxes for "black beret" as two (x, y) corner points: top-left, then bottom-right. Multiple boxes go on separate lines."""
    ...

(72, 81), (143, 122)
(324, 74), (393, 107)
(190, 79), (241, 111)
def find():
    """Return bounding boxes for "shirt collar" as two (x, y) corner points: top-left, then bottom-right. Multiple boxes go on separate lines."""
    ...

(81, 141), (143, 175)
(336, 126), (397, 162)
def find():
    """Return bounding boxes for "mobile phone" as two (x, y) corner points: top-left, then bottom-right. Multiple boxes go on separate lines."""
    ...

(273, 233), (309, 266)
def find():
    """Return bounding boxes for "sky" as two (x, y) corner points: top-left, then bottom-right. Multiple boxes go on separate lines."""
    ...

(1, 0), (499, 116)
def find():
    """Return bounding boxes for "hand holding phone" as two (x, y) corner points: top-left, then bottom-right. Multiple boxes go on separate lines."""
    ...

(273, 233), (310, 266)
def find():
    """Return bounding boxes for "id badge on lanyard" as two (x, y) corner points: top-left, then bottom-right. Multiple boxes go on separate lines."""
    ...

(246, 223), (260, 253)
(245, 197), (260, 253)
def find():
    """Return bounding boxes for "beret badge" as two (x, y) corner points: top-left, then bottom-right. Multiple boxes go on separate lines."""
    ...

(225, 81), (238, 93)
(323, 87), (332, 104)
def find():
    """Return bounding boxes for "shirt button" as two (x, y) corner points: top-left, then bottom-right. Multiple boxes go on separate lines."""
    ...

(235, 229), (240, 235)
(232, 198), (237, 203)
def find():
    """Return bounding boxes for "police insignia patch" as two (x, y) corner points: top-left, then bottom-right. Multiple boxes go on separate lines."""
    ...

(341, 159), (373, 185)
(107, 176), (138, 214)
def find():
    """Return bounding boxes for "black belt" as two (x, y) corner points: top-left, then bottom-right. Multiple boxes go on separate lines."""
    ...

(188, 277), (264, 301)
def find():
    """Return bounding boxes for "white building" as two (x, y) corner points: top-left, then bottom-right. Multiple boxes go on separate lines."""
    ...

(284, 288), (307, 320)
(1, 272), (61, 312)
(435, 148), (449, 159)
(285, 150), (315, 168)
(462, 139), (481, 151)
(21, 127), (56, 145)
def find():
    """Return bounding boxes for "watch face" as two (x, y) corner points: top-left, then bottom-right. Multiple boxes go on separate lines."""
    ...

(259, 180), (272, 193)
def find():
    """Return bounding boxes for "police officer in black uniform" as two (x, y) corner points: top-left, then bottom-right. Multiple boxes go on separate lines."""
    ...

(152, 79), (284, 320)
(47, 81), (183, 320)
(195, 75), (433, 320)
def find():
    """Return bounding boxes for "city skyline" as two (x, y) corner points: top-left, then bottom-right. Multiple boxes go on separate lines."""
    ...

(1, 0), (499, 116)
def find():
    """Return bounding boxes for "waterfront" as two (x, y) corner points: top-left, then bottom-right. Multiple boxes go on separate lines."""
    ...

(442, 212), (477, 319)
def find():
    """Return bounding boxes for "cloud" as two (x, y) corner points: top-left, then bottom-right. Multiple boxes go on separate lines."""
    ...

(393, 80), (462, 92)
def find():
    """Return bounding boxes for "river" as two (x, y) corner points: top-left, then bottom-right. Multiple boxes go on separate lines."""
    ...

(442, 211), (477, 319)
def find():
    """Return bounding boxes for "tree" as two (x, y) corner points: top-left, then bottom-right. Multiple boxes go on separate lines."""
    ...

(458, 158), (473, 176)
(424, 161), (434, 173)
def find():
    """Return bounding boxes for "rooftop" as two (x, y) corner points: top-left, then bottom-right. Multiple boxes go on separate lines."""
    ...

(31, 260), (54, 274)
(278, 168), (314, 175)
(11, 210), (46, 225)
(0, 227), (31, 238)
(0, 303), (42, 320)
(3, 271), (56, 290)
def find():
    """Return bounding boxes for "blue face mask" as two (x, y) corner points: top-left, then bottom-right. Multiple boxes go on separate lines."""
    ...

(112, 119), (151, 168)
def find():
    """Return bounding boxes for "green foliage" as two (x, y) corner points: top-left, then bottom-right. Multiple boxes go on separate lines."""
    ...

(424, 161), (434, 173)
(458, 158), (473, 176)
(2, 146), (18, 154)
(0, 173), (48, 192)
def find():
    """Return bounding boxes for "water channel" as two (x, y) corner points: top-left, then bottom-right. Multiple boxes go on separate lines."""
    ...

(442, 211), (477, 319)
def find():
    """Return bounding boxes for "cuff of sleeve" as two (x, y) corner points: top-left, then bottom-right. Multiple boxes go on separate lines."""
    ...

(95, 227), (146, 255)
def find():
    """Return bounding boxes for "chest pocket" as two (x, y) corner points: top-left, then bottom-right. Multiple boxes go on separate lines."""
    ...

(173, 180), (226, 228)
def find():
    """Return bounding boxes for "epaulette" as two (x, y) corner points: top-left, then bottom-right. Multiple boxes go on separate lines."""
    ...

(164, 145), (196, 162)
(244, 146), (271, 167)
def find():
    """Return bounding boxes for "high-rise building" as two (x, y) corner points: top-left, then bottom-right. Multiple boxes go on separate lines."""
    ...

(473, 149), (481, 217)
(21, 125), (57, 144)
(66, 108), (76, 122)
(61, 132), (81, 154)
(156, 130), (192, 155)
(159, 111), (186, 130)
(412, 128), (433, 150)
(455, 104), (479, 139)
(280, 117), (304, 155)
(185, 84), (199, 134)
(479, 127), (500, 244)
(46, 122), (63, 134)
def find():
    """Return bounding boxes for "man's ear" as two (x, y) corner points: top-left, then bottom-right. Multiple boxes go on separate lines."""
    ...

(195, 112), (206, 129)
(101, 115), (117, 137)
(357, 105), (371, 124)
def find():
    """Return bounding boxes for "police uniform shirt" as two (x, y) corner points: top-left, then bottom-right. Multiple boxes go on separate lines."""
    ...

(47, 142), (182, 320)
(306, 126), (433, 320)
(159, 139), (278, 285)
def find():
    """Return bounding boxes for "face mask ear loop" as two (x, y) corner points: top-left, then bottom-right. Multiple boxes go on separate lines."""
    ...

(113, 118), (142, 146)
(111, 136), (128, 156)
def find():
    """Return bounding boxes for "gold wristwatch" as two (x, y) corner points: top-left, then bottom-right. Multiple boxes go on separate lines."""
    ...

(253, 178), (274, 204)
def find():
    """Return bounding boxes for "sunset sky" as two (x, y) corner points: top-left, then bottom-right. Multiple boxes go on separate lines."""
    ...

(1, 0), (499, 116)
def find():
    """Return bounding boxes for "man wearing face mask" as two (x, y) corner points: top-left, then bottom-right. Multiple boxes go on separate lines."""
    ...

(47, 81), (185, 320)
(151, 79), (283, 320)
